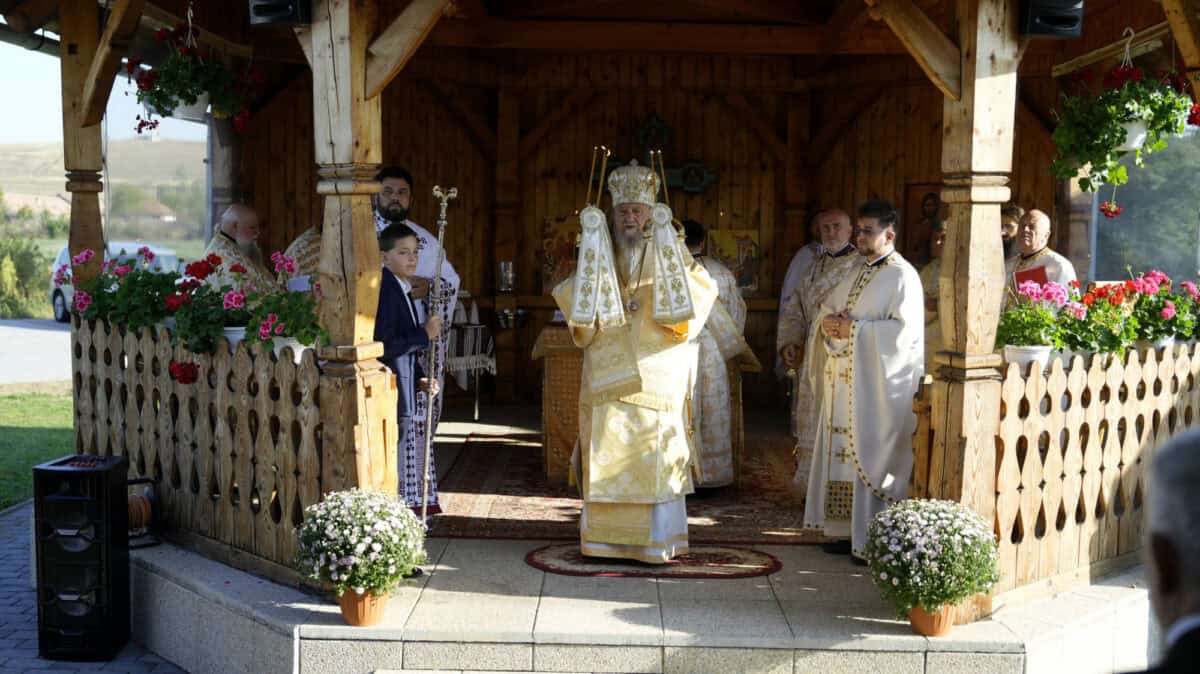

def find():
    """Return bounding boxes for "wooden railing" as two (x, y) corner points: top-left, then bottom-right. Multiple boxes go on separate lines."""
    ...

(72, 318), (323, 573)
(913, 344), (1200, 595)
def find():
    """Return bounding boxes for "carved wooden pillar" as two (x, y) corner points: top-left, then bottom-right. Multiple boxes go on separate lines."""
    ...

(59, 0), (105, 285)
(930, 0), (1019, 619)
(310, 0), (398, 496)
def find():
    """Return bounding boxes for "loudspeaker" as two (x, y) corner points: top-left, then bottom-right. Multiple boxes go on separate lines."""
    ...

(1019, 0), (1085, 39)
(34, 455), (129, 662)
(249, 0), (311, 25)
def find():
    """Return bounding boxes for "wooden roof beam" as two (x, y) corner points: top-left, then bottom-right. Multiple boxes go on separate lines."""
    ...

(424, 78), (497, 158)
(79, 0), (145, 127)
(3, 0), (57, 32)
(294, 26), (313, 67)
(865, 0), (961, 100)
(428, 18), (907, 54)
(687, 0), (816, 24)
(519, 89), (596, 159)
(1158, 0), (1200, 99)
(722, 93), (787, 162)
(446, 0), (489, 18)
(365, 0), (450, 100)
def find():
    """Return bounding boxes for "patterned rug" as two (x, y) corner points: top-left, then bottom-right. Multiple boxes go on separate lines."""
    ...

(428, 427), (825, 545)
(525, 543), (782, 579)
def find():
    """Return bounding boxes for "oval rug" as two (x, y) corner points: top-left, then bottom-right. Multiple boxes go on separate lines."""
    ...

(525, 543), (781, 579)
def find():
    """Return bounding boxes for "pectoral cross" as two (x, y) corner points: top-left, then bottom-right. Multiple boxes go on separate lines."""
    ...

(838, 368), (853, 386)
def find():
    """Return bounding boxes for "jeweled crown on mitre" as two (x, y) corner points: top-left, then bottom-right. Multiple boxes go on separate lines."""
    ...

(606, 159), (659, 207)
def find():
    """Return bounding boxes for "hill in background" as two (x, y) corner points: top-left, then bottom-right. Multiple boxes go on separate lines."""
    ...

(0, 139), (206, 199)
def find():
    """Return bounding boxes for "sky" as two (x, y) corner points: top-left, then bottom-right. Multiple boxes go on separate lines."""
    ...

(0, 40), (207, 144)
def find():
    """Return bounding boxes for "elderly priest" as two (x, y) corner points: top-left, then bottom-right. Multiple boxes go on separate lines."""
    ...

(552, 158), (716, 563)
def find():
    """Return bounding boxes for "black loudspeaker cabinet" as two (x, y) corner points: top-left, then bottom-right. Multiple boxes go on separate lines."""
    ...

(34, 455), (130, 662)
(249, 0), (311, 25)
(1019, 0), (1085, 39)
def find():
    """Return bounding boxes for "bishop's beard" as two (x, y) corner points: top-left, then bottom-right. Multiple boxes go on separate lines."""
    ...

(613, 229), (647, 281)
(239, 240), (264, 266)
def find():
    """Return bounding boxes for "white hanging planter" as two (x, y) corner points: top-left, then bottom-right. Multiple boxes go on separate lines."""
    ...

(1116, 120), (1148, 152)
(272, 337), (307, 364)
(223, 326), (246, 350)
(173, 93), (210, 122)
(1004, 344), (1053, 375)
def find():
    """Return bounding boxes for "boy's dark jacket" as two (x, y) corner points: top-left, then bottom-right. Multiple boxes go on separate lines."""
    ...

(375, 266), (429, 418)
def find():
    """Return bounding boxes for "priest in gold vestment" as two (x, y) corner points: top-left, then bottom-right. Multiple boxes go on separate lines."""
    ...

(552, 160), (717, 563)
(202, 204), (276, 291)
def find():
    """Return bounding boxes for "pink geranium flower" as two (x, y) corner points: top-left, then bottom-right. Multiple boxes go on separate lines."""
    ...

(1042, 282), (1068, 308)
(1162, 301), (1177, 320)
(113, 265), (132, 277)
(223, 289), (246, 310)
(71, 249), (95, 266)
(1017, 281), (1042, 302)
(138, 246), (155, 262)
(74, 290), (92, 313)
(258, 321), (273, 340)
(1182, 281), (1199, 299)
(274, 322), (286, 335)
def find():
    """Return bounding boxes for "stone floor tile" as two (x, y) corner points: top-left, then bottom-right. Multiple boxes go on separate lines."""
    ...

(534, 595), (663, 646)
(663, 646), (791, 674)
(657, 576), (774, 602)
(780, 600), (929, 652)
(661, 600), (792, 648)
(404, 641), (532, 671)
(533, 644), (661, 673)
(793, 649), (924, 674)
(926, 652), (1024, 674)
(923, 618), (1025, 654)
(540, 574), (658, 602)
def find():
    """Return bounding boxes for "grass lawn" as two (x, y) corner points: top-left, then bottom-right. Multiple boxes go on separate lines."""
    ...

(0, 393), (74, 509)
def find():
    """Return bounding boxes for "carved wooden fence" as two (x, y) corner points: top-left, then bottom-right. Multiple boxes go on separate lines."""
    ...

(71, 317), (322, 571)
(913, 344), (1200, 595)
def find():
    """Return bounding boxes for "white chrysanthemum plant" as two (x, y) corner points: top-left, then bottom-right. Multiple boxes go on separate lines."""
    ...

(865, 499), (1000, 619)
(295, 488), (427, 598)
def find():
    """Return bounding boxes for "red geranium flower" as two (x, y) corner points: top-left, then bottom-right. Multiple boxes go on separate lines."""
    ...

(206, 253), (222, 267)
(1189, 103), (1200, 128)
(153, 27), (171, 43)
(179, 278), (202, 292)
(185, 260), (213, 280)
(1081, 293), (1095, 307)
(233, 108), (251, 135)
(169, 360), (199, 385)
(1100, 201), (1122, 219)
(164, 292), (190, 312)
(230, 263), (246, 274)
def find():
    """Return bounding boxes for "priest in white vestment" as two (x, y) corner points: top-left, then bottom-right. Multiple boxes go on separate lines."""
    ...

(683, 219), (749, 489)
(373, 166), (461, 515)
(1003, 209), (1076, 308)
(282, 225), (321, 279)
(918, 224), (945, 368)
(776, 220), (822, 377)
(202, 204), (277, 291)
(776, 209), (860, 498)
(804, 200), (924, 563)
(552, 160), (717, 563)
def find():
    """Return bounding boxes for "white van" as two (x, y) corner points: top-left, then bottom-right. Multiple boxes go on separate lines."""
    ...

(49, 242), (179, 322)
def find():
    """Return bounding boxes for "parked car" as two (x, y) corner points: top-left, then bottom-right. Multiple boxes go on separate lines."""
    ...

(50, 241), (180, 322)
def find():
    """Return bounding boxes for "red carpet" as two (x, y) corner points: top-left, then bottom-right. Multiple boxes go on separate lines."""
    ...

(525, 543), (782, 578)
(429, 429), (825, 546)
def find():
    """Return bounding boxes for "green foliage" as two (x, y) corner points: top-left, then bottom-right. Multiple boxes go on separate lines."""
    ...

(0, 394), (75, 509)
(243, 289), (327, 349)
(41, 210), (68, 238)
(172, 283), (245, 355)
(108, 264), (180, 333)
(866, 499), (999, 618)
(295, 489), (427, 597)
(109, 183), (154, 219)
(996, 296), (1062, 348)
(1051, 75), (1192, 192)
(0, 232), (52, 319)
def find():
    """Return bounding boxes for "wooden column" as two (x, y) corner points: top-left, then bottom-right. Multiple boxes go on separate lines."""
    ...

(59, 0), (105, 284)
(929, 0), (1019, 619)
(493, 88), (520, 401)
(311, 0), (398, 497)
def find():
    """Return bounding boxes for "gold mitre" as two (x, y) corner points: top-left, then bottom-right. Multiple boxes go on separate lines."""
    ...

(606, 159), (659, 207)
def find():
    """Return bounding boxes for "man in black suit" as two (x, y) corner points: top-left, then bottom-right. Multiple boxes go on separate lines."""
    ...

(1133, 428), (1200, 673)
(375, 224), (441, 509)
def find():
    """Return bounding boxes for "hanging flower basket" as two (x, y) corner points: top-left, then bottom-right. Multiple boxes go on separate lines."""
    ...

(1050, 29), (1195, 216)
(128, 20), (262, 134)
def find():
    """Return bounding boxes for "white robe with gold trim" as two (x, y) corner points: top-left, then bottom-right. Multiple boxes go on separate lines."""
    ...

(202, 233), (276, 292)
(689, 255), (747, 488)
(803, 252), (924, 557)
(553, 246), (717, 564)
(776, 248), (860, 496)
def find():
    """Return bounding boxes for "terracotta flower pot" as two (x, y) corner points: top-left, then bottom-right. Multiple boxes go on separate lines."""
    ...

(908, 604), (955, 637)
(337, 591), (387, 627)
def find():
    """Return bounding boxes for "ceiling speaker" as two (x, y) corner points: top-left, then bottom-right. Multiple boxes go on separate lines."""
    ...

(249, 0), (311, 25)
(1019, 0), (1085, 39)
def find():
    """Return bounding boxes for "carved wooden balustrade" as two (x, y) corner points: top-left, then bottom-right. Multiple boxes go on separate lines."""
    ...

(913, 344), (1200, 596)
(71, 318), (327, 575)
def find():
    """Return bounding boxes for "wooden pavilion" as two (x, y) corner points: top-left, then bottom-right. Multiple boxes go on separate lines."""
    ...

(8, 0), (1200, 616)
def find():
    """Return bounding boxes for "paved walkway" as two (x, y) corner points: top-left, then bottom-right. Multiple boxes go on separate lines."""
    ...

(0, 319), (72, 387)
(0, 502), (185, 674)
